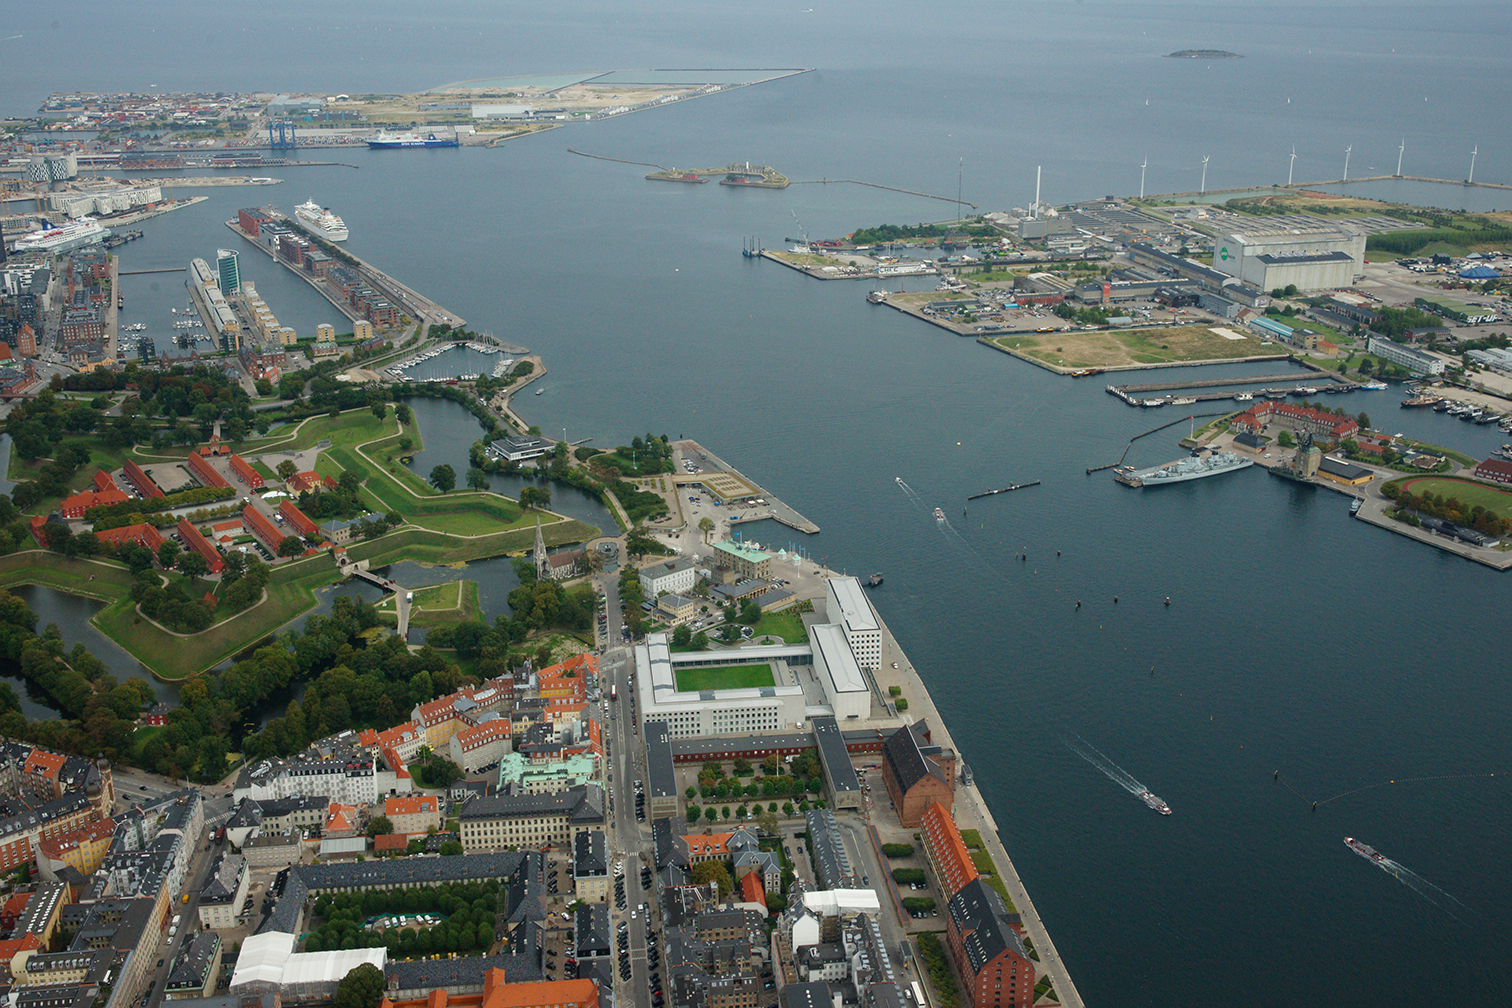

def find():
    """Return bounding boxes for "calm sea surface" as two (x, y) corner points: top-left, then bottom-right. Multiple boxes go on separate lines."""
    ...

(5, 2), (1512, 1004)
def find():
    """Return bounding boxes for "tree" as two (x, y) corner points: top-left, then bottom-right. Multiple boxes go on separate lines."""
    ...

(704, 806), (719, 823)
(1356, 412), (1371, 430)
(396, 405), (413, 425)
(278, 536), (304, 557)
(698, 517), (715, 537)
(1277, 430), (1295, 448)
(366, 816), (394, 837)
(465, 467), (490, 492)
(690, 859), (733, 897)
(671, 625), (692, 648)
(332, 963), (386, 1008)
(178, 552), (210, 579)
(687, 804), (701, 823)
(276, 460), (298, 482)
(429, 465), (456, 493)
(519, 485), (551, 509)
(691, 631), (709, 650)
(371, 401), (387, 420)
(438, 839), (463, 856)
(895, 698), (909, 711)
(157, 540), (181, 569)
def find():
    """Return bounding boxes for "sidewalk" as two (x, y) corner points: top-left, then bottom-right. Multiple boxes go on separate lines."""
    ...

(869, 610), (1086, 1008)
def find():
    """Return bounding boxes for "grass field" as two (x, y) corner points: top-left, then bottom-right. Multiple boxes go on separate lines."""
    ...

(674, 663), (775, 692)
(1393, 477), (1512, 520)
(750, 609), (808, 643)
(988, 324), (1283, 369)
(345, 521), (598, 567)
(92, 552), (339, 680)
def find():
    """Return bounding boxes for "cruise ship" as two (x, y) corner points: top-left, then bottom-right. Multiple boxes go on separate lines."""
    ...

(366, 131), (460, 149)
(1113, 451), (1254, 487)
(295, 200), (348, 241)
(13, 219), (111, 253)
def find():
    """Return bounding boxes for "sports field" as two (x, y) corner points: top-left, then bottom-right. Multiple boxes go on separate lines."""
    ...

(1396, 477), (1512, 521)
(674, 663), (775, 692)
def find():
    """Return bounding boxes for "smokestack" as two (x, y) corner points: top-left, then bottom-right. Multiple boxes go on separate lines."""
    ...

(1034, 165), (1041, 219)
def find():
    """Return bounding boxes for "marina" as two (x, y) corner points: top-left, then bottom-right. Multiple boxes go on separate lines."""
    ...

(1106, 370), (1357, 407)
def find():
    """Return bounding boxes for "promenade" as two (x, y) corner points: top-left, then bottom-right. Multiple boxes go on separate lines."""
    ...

(865, 603), (1086, 1008)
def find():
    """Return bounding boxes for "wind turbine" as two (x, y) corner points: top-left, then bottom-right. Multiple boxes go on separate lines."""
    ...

(1200, 155), (1209, 194)
(1140, 158), (1147, 199)
(1288, 146), (1296, 186)
(1396, 139), (1405, 177)
(1468, 145), (1478, 184)
(1343, 145), (1352, 182)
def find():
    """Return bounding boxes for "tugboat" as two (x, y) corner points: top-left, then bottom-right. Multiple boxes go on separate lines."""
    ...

(1350, 498), (1362, 515)
(867, 572), (884, 587)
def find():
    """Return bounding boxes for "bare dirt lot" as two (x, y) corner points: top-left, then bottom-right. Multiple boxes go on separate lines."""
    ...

(987, 324), (1284, 369)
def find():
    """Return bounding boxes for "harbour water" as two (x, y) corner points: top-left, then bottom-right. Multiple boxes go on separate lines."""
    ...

(5, 1), (1512, 1003)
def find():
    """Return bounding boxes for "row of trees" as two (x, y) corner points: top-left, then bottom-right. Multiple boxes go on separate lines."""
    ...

(1382, 483), (1512, 536)
(307, 882), (498, 956)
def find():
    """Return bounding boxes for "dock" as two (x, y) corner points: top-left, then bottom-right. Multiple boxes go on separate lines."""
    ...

(226, 210), (465, 331)
(673, 440), (820, 534)
(1107, 370), (1358, 406)
(646, 162), (788, 188)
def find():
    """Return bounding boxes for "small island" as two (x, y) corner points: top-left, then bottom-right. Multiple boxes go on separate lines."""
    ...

(1166, 49), (1241, 59)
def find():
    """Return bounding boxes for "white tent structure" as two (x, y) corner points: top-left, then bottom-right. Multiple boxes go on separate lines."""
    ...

(231, 931), (387, 1001)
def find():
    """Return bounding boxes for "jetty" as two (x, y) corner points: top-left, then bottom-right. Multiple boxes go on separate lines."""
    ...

(1107, 371), (1357, 406)
(967, 481), (1040, 501)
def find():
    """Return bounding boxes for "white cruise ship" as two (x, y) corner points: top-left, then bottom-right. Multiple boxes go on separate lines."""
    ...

(13, 219), (111, 253)
(294, 200), (349, 242)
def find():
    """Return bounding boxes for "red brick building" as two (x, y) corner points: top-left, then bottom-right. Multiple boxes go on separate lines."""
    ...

(944, 878), (1034, 1008)
(122, 460), (164, 499)
(95, 523), (166, 554)
(228, 454), (265, 490)
(880, 720), (956, 827)
(1230, 401), (1359, 441)
(242, 505), (284, 550)
(187, 449), (229, 488)
(921, 801), (979, 899)
(237, 208), (273, 236)
(1472, 457), (1512, 486)
(60, 482), (128, 519)
(176, 519), (224, 574)
(278, 499), (317, 537)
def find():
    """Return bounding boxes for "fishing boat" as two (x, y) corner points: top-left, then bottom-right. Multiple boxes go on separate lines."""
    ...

(933, 507), (945, 521)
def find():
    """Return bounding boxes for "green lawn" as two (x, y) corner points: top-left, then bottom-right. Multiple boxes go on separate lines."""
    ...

(1393, 476), (1512, 521)
(0, 552), (139, 600)
(345, 521), (598, 567)
(92, 552), (340, 680)
(376, 579), (481, 627)
(750, 609), (808, 643)
(968, 849), (1018, 911)
(674, 663), (775, 692)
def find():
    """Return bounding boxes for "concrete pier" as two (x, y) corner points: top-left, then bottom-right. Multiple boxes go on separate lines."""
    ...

(673, 440), (820, 534)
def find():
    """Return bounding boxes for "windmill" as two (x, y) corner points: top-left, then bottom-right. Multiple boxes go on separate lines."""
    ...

(1343, 145), (1352, 182)
(1199, 155), (1210, 194)
(1140, 158), (1148, 199)
(1288, 146), (1297, 186)
(1396, 139), (1405, 177)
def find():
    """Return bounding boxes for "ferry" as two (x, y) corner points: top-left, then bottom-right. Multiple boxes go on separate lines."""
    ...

(867, 290), (888, 303)
(1233, 392), (1253, 401)
(1361, 381), (1388, 390)
(295, 199), (349, 241)
(1138, 791), (1172, 815)
(366, 130), (460, 149)
(933, 507), (945, 521)
(1344, 837), (1385, 863)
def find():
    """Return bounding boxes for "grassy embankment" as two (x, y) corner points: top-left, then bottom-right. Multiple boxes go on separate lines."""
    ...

(0, 550), (339, 680)
(957, 828), (1017, 910)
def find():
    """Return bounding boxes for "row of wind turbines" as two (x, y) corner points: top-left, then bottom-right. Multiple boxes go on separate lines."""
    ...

(1135, 142), (1483, 198)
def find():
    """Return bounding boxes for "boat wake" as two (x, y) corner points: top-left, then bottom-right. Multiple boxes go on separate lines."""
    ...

(1066, 735), (1171, 813)
(1348, 839), (1477, 922)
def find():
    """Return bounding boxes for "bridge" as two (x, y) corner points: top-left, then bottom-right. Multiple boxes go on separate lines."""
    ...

(340, 561), (414, 639)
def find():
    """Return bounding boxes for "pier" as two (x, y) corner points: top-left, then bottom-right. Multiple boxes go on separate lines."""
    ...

(1106, 370), (1358, 406)
(673, 440), (820, 534)
(226, 210), (466, 331)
